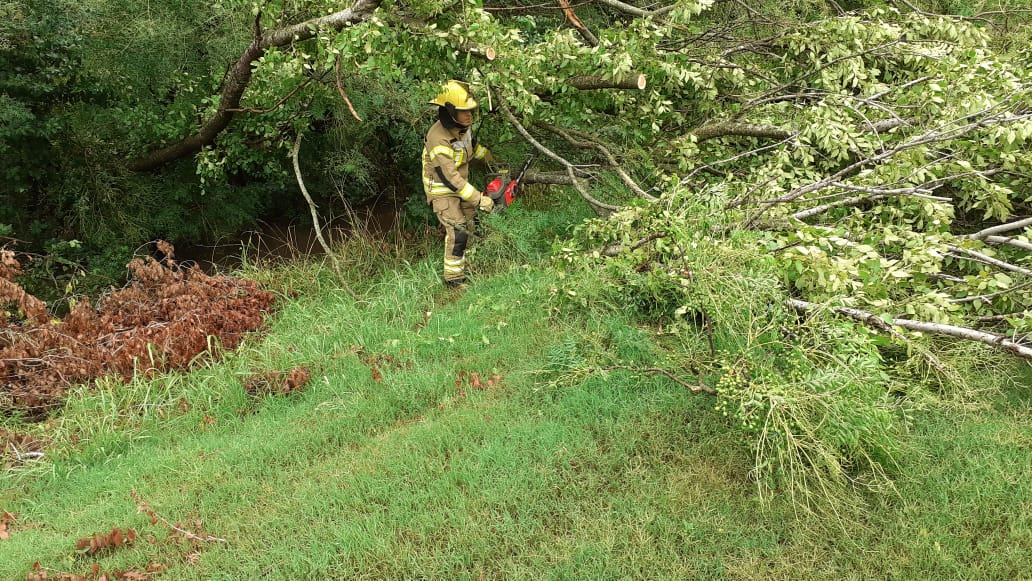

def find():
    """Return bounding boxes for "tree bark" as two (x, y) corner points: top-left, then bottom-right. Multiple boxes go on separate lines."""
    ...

(128, 0), (383, 172)
(523, 171), (577, 185)
(566, 74), (647, 91)
(690, 122), (792, 143)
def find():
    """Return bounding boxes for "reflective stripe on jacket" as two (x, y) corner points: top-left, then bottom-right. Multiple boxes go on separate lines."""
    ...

(422, 121), (489, 203)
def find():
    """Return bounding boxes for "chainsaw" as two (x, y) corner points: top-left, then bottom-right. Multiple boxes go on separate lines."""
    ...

(485, 155), (534, 213)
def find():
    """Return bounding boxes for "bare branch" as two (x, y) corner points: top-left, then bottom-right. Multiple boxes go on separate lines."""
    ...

(600, 364), (716, 394)
(335, 57), (363, 122)
(949, 279), (1032, 304)
(946, 245), (1032, 277)
(790, 188), (948, 221)
(292, 133), (344, 276)
(224, 78), (314, 114)
(787, 298), (1032, 359)
(567, 165), (622, 214)
(968, 216), (1032, 241)
(975, 312), (1027, 324)
(539, 122), (658, 201)
(498, 101), (621, 214)
(983, 235), (1032, 252)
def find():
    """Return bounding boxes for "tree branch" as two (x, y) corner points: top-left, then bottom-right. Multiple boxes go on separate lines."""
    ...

(967, 216), (1032, 240)
(975, 312), (1027, 324)
(601, 365), (716, 394)
(787, 298), (1032, 359)
(946, 245), (1032, 277)
(292, 133), (344, 277)
(690, 122), (793, 143)
(224, 78), (314, 114)
(522, 170), (577, 185)
(335, 56), (363, 122)
(566, 74), (647, 91)
(688, 118), (901, 145)
(949, 279), (1032, 304)
(385, 13), (497, 60)
(538, 122), (658, 201)
(744, 103), (1032, 227)
(558, 0), (599, 47)
(790, 185), (948, 221)
(595, 0), (678, 18)
(498, 100), (619, 214)
(129, 0), (384, 172)
(982, 235), (1032, 252)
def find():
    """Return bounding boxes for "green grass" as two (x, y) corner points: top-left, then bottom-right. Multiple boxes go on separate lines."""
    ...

(1, 194), (1030, 579)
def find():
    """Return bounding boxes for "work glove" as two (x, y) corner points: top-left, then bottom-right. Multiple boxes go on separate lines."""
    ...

(478, 194), (495, 212)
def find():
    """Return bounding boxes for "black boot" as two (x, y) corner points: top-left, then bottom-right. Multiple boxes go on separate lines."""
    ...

(445, 278), (468, 290)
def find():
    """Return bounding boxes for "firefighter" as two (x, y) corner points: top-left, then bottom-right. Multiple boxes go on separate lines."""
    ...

(422, 80), (494, 289)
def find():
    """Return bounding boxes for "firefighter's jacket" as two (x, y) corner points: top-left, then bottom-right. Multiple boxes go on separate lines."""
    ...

(422, 121), (490, 203)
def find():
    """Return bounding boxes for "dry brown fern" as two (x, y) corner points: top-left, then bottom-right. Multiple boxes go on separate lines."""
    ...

(1, 242), (277, 417)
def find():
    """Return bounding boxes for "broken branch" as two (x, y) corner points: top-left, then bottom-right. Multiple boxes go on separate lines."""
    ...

(558, 0), (599, 47)
(335, 57), (363, 122)
(787, 298), (1032, 359)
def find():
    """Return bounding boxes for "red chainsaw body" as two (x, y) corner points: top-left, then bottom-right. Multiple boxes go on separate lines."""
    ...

(485, 174), (518, 211)
(485, 157), (534, 213)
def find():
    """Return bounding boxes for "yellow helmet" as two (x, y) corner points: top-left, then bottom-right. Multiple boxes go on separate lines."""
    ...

(429, 80), (478, 110)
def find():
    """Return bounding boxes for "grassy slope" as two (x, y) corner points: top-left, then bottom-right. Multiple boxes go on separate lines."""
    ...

(1, 196), (1029, 579)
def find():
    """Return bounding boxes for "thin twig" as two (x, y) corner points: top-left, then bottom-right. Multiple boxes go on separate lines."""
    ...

(946, 245), (1032, 277)
(539, 122), (658, 201)
(949, 279), (1032, 304)
(601, 365), (717, 394)
(133, 491), (228, 544)
(292, 133), (349, 283)
(335, 56), (363, 122)
(975, 312), (1027, 323)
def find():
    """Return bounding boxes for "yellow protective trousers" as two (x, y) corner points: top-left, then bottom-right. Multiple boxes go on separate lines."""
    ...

(432, 196), (477, 283)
